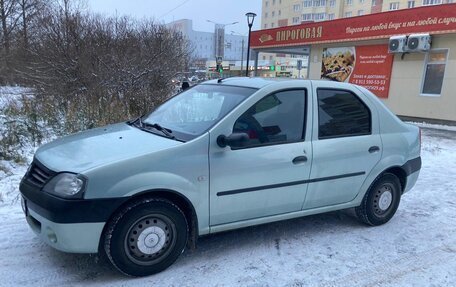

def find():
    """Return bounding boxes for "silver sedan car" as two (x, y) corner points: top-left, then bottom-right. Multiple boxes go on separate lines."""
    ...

(20, 77), (421, 276)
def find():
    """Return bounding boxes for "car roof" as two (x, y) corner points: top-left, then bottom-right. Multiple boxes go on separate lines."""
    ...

(202, 77), (312, 89)
(202, 77), (357, 90)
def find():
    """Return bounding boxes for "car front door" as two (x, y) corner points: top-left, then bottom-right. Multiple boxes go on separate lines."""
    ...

(303, 82), (382, 209)
(209, 87), (312, 226)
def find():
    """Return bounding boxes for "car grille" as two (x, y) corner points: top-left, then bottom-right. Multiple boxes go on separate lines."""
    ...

(25, 160), (55, 188)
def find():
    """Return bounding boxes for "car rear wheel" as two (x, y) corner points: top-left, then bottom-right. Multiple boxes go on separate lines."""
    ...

(356, 173), (401, 226)
(104, 198), (188, 276)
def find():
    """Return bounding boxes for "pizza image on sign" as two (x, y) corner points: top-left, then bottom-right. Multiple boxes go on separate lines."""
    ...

(259, 34), (273, 43)
(321, 45), (394, 98)
(321, 47), (355, 82)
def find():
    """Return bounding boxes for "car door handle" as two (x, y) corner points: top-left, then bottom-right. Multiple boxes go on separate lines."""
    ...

(292, 156), (308, 164)
(368, 146), (380, 153)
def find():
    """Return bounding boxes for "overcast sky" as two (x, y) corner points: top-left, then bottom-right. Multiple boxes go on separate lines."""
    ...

(88, 0), (262, 35)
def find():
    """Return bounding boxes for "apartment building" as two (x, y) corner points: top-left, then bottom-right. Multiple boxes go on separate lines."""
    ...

(167, 19), (247, 65)
(261, 0), (454, 27)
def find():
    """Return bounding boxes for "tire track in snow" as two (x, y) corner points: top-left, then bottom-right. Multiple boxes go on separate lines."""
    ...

(319, 242), (456, 287)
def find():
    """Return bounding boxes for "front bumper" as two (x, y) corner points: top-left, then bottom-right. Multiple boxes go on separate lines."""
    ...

(19, 179), (128, 253)
(23, 200), (105, 253)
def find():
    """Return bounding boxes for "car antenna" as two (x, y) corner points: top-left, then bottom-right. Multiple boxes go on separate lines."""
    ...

(217, 78), (223, 83)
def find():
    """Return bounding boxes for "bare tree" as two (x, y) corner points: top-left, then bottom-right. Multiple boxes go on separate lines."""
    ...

(15, 2), (191, 132)
(1, 0), (192, 133)
(17, 0), (43, 49)
(0, 0), (20, 53)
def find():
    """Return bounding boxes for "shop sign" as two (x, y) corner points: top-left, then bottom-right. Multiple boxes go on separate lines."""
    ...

(257, 66), (274, 70)
(321, 45), (393, 98)
(209, 66), (231, 71)
(251, 4), (456, 48)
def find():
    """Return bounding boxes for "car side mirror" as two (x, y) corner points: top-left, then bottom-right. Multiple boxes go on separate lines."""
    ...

(217, 133), (249, 148)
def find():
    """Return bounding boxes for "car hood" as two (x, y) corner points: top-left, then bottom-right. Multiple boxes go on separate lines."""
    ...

(35, 123), (182, 173)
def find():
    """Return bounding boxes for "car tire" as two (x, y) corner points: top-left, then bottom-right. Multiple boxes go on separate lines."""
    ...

(103, 198), (188, 277)
(356, 173), (401, 226)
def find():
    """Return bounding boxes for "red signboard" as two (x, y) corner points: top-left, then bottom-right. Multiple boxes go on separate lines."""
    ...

(321, 45), (393, 98)
(251, 4), (456, 49)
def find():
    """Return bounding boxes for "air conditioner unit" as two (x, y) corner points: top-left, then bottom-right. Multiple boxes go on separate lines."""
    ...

(388, 35), (407, 53)
(405, 33), (431, 52)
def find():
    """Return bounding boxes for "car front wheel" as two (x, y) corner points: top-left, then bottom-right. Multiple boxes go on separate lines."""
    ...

(356, 173), (402, 226)
(104, 198), (188, 277)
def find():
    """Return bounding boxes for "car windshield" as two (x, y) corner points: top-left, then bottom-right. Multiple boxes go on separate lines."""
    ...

(141, 84), (256, 141)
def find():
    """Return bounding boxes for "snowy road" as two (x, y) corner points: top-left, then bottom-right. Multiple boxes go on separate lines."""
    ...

(0, 127), (455, 286)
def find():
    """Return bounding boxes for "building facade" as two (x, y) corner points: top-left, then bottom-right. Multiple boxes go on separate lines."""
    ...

(251, 4), (456, 122)
(167, 19), (247, 70)
(259, 0), (454, 78)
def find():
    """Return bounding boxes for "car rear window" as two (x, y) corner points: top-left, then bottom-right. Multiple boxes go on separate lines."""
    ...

(317, 89), (371, 139)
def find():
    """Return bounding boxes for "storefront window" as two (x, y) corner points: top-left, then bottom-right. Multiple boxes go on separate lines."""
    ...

(421, 50), (448, 96)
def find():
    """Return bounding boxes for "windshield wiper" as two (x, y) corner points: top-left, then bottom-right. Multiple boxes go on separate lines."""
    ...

(143, 122), (175, 139)
(128, 115), (144, 127)
(129, 116), (176, 140)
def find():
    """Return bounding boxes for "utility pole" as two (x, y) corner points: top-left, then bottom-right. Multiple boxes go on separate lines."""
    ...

(240, 38), (244, 75)
(231, 31), (246, 76)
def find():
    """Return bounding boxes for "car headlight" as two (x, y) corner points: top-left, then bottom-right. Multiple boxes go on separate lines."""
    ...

(43, 173), (87, 199)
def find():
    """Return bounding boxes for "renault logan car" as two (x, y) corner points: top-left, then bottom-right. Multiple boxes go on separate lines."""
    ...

(20, 77), (421, 276)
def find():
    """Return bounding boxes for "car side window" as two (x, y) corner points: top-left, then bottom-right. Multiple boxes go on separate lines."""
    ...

(317, 88), (371, 139)
(233, 89), (306, 148)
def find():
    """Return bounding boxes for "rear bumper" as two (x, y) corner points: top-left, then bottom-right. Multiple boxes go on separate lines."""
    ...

(402, 157), (421, 177)
(402, 156), (421, 194)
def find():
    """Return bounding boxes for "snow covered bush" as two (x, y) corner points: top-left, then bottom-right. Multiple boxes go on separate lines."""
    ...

(0, 87), (51, 163)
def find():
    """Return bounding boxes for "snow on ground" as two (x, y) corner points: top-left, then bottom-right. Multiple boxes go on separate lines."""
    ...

(409, 121), (456, 132)
(0, 127), (455, 286)
(0, 86), (33, 109)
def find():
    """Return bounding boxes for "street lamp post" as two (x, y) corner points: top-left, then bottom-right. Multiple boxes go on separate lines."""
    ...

(245, 12), (256, 77)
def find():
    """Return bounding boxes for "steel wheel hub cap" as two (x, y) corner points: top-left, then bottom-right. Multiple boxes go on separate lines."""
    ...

(137, 226), (166, 254)
(126, 216), (173, 264)
(378, 190), (393, 211)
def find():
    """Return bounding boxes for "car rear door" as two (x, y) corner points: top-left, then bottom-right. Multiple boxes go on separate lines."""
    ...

(209, 84), (313, 226)
(302, 81), (382, 209)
